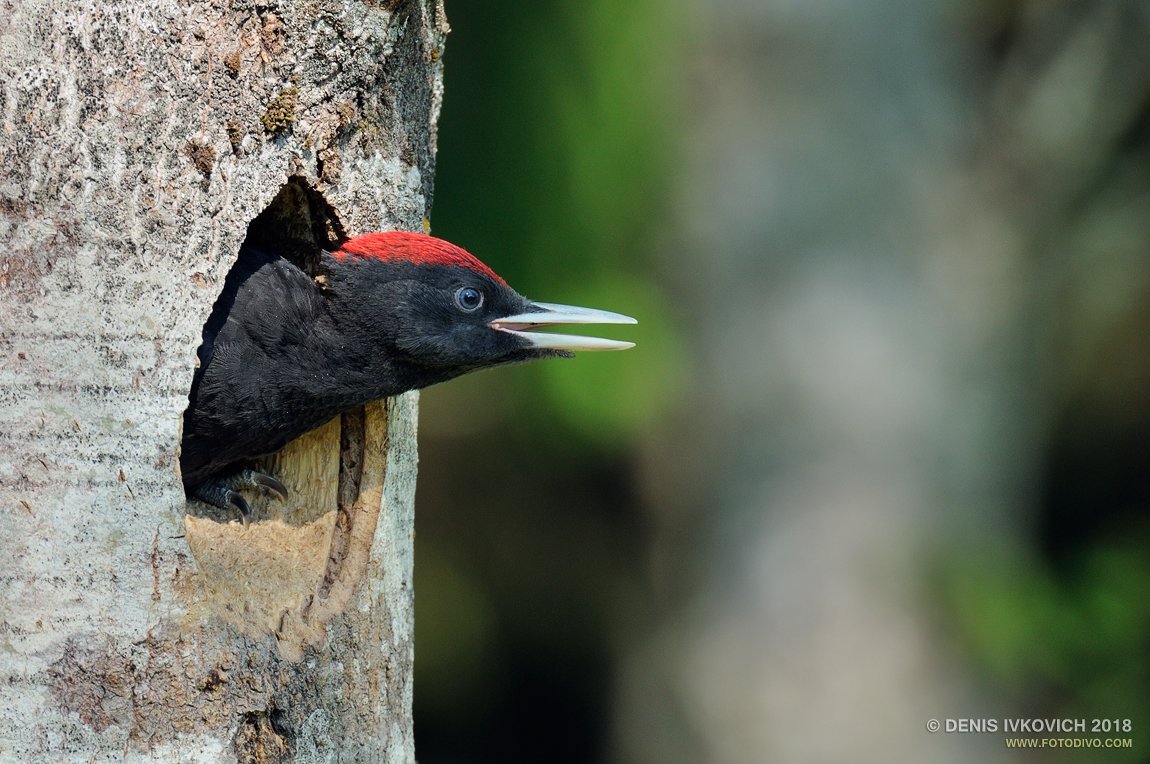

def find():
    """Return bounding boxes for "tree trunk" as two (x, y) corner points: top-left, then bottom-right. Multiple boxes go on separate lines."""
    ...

(0, 0), (446, 759)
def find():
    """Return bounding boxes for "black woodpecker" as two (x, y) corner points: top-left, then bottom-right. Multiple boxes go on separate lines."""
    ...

(180, 231), (635, 520)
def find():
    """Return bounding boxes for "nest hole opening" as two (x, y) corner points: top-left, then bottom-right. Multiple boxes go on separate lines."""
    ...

(178, 178), (389, 659)
(243, 176), (346, 276)
(181, 177), (354, 526)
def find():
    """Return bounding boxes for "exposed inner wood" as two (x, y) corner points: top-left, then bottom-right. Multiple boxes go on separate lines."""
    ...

(183, 401), (391, 661)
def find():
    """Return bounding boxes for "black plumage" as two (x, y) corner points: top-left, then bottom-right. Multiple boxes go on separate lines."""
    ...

(180, 232), (633, 518)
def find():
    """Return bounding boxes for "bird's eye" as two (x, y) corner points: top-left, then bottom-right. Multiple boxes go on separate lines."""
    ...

(454, 286), (484, 312)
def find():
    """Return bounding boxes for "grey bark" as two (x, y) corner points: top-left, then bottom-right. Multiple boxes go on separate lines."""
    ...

(0, 0), (447, 759)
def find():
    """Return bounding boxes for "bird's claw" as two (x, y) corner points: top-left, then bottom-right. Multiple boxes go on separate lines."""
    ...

(230, 492), (252, 527)
(191, 469), (289, 525)
(244, 469), (289, 501)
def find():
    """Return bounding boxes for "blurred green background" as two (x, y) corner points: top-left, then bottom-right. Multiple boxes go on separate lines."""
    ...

(415, 1), (1150, 762)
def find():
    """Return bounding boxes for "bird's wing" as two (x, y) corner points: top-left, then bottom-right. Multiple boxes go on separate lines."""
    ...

(182, 248), (325, 485)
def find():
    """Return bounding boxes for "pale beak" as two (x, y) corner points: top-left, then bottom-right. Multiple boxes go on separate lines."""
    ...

(490, 301), (637, 351)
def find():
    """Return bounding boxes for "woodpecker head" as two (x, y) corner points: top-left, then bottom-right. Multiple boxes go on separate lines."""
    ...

(322, 232), (635, 386)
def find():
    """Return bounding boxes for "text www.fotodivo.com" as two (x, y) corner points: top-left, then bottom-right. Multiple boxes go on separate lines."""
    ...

(1004, 737), (1133, 750)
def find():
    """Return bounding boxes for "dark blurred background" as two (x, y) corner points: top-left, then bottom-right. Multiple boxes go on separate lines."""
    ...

(415, 1), (1150, 762)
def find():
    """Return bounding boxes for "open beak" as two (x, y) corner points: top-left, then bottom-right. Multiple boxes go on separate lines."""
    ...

(490, 301), (637, 352)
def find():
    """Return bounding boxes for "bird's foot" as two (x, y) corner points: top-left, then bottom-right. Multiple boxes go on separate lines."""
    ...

(191, 469), (289, 526)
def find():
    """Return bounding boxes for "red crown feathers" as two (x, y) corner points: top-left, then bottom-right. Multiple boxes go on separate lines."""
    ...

(333, 232), (508, 286)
